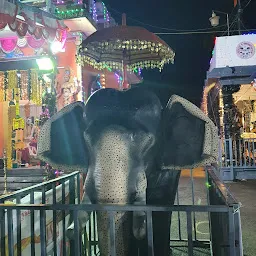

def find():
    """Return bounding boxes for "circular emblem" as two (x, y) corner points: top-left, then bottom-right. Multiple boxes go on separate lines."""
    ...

(236, 41), (255, 59)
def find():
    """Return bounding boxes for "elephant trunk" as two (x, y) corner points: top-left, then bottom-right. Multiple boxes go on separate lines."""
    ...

(87, 127), (141, 256)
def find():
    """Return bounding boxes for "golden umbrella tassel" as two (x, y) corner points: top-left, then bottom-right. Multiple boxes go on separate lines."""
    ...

(122, 13), (129, 90)
(77, 13), (175, 90)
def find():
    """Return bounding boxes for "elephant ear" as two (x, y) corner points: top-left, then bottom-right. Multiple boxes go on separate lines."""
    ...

(37, 102), (88, 172)
(161, 95), (218, 170)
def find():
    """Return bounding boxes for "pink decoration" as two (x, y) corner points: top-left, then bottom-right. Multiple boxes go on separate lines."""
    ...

(0, 38), (17, 53)
(27, 36), (45, 49)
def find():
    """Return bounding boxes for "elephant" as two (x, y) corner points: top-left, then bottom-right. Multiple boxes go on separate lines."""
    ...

(37, 87), (218, 256)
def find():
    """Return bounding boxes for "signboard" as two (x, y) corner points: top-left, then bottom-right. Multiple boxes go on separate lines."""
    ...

(209, 34), (256, 71)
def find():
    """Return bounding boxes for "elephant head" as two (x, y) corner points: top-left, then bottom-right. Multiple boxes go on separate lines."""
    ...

(37, 87), (218, 255)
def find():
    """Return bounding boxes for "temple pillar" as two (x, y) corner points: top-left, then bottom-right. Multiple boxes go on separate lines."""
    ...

(221, 84), (241, 139)
(221, 84), (241, 165)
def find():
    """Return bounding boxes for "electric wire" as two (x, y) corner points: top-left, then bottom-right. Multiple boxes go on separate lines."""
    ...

(243, 0), (252, 9)
(107, 5), (227, 32)
(154, 28), (255, 35)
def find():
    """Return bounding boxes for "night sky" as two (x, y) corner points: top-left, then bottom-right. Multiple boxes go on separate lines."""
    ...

(105, 0), (256, 106)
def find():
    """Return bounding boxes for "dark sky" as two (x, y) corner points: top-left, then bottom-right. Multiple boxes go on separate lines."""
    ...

(105, 0), (256, 106)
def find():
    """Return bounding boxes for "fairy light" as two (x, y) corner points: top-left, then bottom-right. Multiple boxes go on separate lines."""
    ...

(93, 1), (98, 22)
(55, 8), (85, 18)
(102, 2), (110, 22)
(56, 0), (64, 4)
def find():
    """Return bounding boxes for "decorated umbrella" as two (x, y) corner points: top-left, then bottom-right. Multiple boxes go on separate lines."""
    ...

(77, 14), (175, 89)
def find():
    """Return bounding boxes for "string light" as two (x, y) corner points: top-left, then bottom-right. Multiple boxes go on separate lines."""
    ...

(56, 0), (64, 4)
(102, 2), (110, 22)
(55, 8), (85, 19)
(93, 1), (98, 22)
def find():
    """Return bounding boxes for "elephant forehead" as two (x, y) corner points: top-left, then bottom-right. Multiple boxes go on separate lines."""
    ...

(96, 128), (132, 155)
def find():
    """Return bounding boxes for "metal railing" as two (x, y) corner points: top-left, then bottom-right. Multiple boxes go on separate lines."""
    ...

(0, 167), (243, 256)
(219, 137), (256, 180)
(220, 137), (256, 168)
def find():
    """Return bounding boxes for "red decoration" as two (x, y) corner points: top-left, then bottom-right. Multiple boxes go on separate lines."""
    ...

(0, 38), (17, 53)
(27, 37), (45, 49)
(0, 2), (67, 42)
(0, 22), (7, 30)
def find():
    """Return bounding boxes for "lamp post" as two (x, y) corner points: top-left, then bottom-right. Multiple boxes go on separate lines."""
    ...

(209, 10), (230, 36)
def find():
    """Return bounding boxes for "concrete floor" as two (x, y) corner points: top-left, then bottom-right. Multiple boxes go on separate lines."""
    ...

(179, 169), (256, 256)
(226, 180), (256, 256)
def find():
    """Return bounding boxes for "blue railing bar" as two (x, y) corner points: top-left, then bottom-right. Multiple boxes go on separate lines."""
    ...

(205, 169), (214, 253)
(146, 211), (154, 256)
(169, 239), (211, 243)
(0, 204), (231, 212)
(93, 211), (97, 255)
(0, 208), (5, 255)
(52, 183), (57, 256)
(61, 180), (67, 256)
(186, 211), (193, 256)
(40, 208), (47, 255)
(16, 195), (22, 256)
(0, 172), (80, 201)
(77, 174), (81, 204)
(73, 210), (81, 256)
(7, 209), (14, 256)
(109, 211), (116, 256)
(176, 187), (182, 240)
(88, 213), (92, 256)
(228, 207), (236, 255)
(190, 169), (197, 241)
(30, 191), (35, 256)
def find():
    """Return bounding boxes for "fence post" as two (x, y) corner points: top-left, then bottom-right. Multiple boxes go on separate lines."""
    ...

(228, 138), (234, 180)
(234, 204), (243, 256)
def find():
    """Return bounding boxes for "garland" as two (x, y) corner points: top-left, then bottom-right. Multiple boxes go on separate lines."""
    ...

(6, 70), (17, 101)
(4, 72), (8, 101)
(0, 71), (4, 102)
(30, 69), (40, 105)
(20, 70), (28, 100)
(7, 106), (16, 169)
(7, 70), (17, 90)
(28, 69), (31, 101)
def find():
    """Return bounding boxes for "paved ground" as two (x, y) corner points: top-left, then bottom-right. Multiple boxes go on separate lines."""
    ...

(176, 169), (256, 256)
(226, 179), (256, 256)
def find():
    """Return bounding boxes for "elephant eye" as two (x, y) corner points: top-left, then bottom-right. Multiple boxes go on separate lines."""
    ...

(130, 133), (136, 141)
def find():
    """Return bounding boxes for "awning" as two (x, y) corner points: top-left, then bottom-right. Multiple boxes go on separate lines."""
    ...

(0, 0), (67, 42)
(0, 57), (39, 71)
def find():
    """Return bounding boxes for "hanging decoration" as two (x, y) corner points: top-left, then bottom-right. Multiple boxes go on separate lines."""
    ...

(17, 38), (27, 48)
(77, 38), (174, 72)
(13, 78), (25, 131)
(27, 37), (45, 49)
(55, 7), (85, 19)
(7, 70), (17, 90)
(0, 39), (18, 54)
(30, 69), (40, 105)
(20, 70), (28, 100)
(13, 115), (25, 130)
(7, 105), (16, 169)
(0, 1), (68, 42)
(0, 72), (4, 102)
